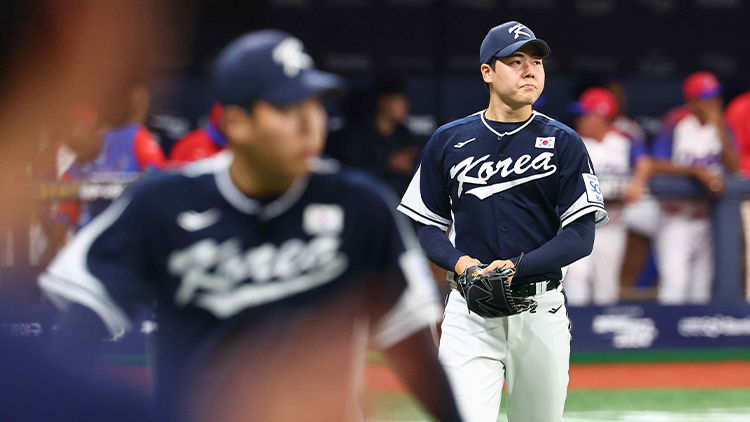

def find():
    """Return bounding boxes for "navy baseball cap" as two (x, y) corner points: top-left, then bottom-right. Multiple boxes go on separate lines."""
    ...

(213, 29), (343, 107)
(480, 21), (551, 65)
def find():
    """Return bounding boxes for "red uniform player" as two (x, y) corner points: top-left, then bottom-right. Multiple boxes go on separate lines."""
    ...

(169, 103), (227, 163)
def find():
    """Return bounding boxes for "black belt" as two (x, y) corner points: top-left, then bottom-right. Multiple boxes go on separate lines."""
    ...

(448, 272), (560, 297)
(509, 279), (560, 297)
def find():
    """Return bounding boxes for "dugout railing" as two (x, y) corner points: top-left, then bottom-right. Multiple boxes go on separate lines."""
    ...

(648, 175), (750, 304)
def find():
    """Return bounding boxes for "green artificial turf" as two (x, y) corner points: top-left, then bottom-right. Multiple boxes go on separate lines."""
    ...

(563, 389), (750, 412)
(570, 348), (750, 364)
(366, 389), (750, 421)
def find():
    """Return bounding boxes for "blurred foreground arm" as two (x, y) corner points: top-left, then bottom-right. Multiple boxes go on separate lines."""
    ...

(384, 328), (463, 422)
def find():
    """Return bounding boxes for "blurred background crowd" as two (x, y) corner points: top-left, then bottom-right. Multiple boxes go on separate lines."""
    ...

(0, 0), (749, 419)
(2, 0), (748, 307)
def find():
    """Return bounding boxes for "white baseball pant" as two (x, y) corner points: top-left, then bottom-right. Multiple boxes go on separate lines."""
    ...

(654, 214), (713, 304)
(438, 287), (570, 422)
(564, 218), (626, 306)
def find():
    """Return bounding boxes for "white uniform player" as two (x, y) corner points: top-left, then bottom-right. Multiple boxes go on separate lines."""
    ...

(565, 88), (646, 305)
(398, 22), (607, 422)
(626, 71), (739, 304)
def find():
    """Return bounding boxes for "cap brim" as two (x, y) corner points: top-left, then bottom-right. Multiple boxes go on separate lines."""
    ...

(263, 69), (344, 106)
(568, 102), (586, 115)
(494, 39), (551, 60)
(695, 85), (721, 101)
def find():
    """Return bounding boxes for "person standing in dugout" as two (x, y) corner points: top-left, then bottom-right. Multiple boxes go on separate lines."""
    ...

(398, 21), (608, 422)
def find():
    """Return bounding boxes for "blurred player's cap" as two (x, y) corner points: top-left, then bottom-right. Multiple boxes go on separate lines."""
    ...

(213, 30), (343, 107)
(569, 87), (618, 119)
(683, 71), (721, 102)
(480, 21), (550, 65)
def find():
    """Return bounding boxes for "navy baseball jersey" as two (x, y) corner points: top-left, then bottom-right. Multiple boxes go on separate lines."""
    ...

(39, 152), (440, 412)
(398, 110), (608, 284)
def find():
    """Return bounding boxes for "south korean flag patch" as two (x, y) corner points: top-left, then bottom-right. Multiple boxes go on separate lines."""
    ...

(535, 137), (555, 149)
(582, 173), (604, 204)
(303, 204), (344, 236)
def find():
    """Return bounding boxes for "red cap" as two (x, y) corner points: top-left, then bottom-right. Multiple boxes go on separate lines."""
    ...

(571, 87), (618, 119)
(683, 71), (721, 102)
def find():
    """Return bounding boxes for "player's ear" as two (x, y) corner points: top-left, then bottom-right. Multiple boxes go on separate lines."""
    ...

(220, 105), (254, 145)
(481, 63), (494, 84)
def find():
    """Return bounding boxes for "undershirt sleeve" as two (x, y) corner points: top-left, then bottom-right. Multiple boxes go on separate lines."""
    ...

(416, 224), (464, 272)
(513, 213), (595, 278)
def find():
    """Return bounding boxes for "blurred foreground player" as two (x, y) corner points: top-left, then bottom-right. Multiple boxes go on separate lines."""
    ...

(0, 0), (172, 420)
(39, 30), (462, 422)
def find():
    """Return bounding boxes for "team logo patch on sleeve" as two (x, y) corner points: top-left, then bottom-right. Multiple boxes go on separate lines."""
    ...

(535, 137), (555, 149)
(303, 204), (344, 235)
(582, 173), (604, 204)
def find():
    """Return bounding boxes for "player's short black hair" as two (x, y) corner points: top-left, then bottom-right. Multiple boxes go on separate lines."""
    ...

(240, 100), (258, 114)
(484, 57), (500, 91)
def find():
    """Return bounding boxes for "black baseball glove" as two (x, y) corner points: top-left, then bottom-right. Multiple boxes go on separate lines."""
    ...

(455, 256), (537, 318)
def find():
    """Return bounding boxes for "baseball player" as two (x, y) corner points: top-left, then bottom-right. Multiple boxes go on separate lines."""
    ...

(725, 89), (750, 175)
(625, 71), (739, 304)
(55, 120), (166, 228)
(55, 85), (167, 229)
(564, 87), (646, 305)
(169, 102), (228, 163)
(398, 21), (608, 422)
(39, 30), (462, 422)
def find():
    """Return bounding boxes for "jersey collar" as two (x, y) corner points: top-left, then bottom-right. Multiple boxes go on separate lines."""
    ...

(480, 109), (537, 139)
(214, 152), (309, 220)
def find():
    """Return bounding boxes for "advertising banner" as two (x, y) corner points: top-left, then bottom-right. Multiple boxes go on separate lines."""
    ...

(569, 303), (750, 351)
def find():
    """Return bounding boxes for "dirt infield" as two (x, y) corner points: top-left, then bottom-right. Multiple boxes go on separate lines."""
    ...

(366, 361), (750, 392)
(100, 359), (750, 392)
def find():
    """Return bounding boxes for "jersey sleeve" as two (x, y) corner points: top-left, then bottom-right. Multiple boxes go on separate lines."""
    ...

(38, 181), (157, 338)
(169, 130), (220, 163)
(726, 100), (750, 173)
(652, 107), (690, 160)
(651, 129), (673, 160)
(133, 126), (166, 169)
(629, 136), (649, 168)
(54, 172), (81, 227)
(360, 181), (443, 350)
(397, 134), (452, 231)
(557, 132), (609, 229)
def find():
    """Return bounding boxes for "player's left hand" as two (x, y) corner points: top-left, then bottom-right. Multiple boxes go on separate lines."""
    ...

(479, 259), (515, 283)
(693, 167), (725, 195)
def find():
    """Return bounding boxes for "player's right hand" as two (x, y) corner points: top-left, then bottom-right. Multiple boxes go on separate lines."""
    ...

(623, 180), (646, 203)
(455, 256), (481, 275)
(693, 168), (724, 195)
(624, 158), (654, 203)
